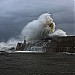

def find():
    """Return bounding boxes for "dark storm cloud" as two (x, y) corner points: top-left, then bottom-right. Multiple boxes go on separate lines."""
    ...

(0, 0), (74, 41)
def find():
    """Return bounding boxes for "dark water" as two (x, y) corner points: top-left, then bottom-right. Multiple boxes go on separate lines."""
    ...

(0, 52), (75, 75)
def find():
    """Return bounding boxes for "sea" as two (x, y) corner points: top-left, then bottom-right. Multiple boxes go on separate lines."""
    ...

(0, 52), (75, 75)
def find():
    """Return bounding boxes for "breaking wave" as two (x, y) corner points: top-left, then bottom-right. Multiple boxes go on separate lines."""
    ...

(0, 13), (67, 51)
(21, 13), (66, 42)
(0, 38), (23, 51)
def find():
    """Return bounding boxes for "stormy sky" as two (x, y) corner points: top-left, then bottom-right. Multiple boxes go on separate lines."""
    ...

(0, 0), (74, 42)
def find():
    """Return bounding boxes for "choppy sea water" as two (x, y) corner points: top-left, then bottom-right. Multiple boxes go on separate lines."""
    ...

(0, 52), (75, 75)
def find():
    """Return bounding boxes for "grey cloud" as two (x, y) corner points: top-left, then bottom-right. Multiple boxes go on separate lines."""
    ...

(53, 10), (74, 24)
(0, 0), (74, 41)
(55, 23), (74, 35)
